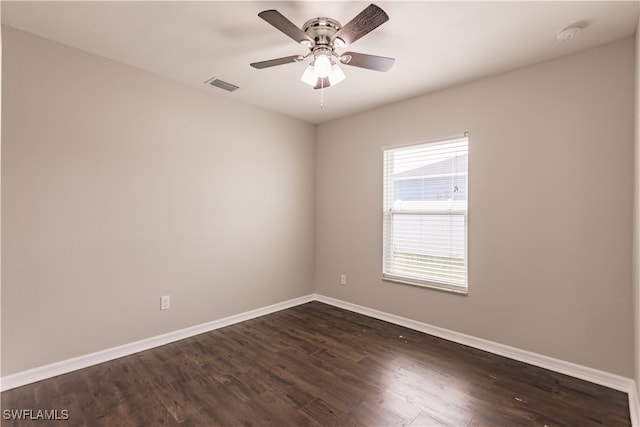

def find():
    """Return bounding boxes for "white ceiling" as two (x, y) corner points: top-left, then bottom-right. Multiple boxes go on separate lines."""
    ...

(2, 1), (638, 124)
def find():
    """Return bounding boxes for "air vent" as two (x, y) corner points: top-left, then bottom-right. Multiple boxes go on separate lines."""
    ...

(206, 78), (239, 92)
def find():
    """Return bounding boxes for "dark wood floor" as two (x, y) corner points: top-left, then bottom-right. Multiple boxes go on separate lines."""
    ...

(1, 301), (631, 426)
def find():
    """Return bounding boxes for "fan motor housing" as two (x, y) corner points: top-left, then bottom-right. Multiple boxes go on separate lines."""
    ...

(303, 17), (343, 47)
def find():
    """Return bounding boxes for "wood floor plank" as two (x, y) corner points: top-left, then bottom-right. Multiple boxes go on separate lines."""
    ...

(1, 302), (631, 426)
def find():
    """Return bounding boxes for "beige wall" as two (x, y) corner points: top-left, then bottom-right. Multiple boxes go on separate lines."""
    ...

(1, 27), (316, 375)
(316, 37), (635, 377)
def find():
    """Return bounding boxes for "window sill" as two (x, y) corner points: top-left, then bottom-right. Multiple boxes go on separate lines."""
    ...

(382, 275), (468, 295)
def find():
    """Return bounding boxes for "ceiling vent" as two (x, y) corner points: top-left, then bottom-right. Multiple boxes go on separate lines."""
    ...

(205, 77), (239, 92)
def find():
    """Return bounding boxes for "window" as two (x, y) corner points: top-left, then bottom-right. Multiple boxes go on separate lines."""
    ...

(382, 135), (468, 294)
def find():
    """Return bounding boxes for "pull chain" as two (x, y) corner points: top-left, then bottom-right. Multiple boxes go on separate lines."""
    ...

(320, 79), (324, 109)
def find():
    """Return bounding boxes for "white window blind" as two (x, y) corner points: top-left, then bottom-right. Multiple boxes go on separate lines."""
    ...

(382, 135), (468, 293)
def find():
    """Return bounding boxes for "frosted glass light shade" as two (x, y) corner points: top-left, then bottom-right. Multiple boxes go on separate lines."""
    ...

(301, 62), (346, 87)
(301, 65), (316, 86)
(328, 64), (345, 85)
(313, 54), (332, 78)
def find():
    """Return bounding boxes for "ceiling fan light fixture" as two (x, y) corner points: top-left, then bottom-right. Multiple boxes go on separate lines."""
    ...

(313, 53), (332, 78)
(301, 62), (346, 87)
(301, 65), (317, 86)
(328, 64), (345, 86)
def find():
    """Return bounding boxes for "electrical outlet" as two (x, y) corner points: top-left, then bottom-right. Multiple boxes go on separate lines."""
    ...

(160, 295), (170, 310)
(340, 274), (347, 285)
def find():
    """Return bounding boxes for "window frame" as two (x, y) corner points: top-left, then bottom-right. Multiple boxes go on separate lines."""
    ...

(382, 134), (469, 295)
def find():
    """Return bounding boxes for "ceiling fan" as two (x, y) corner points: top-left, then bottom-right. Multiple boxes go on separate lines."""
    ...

(250, 3), (394, 90)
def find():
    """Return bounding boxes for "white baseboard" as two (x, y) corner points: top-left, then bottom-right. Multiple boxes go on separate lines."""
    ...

(314, 294), (639, 424)
(0, 294), (315, 392)
(629, 384), (640, 427)
(3, 292), (638, 426)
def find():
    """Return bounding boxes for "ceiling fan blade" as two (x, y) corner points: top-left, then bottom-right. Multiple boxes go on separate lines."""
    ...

(250, 55), (302, 69)
(333, 4), (389, 46)
(340, 51), (395, 72)
(313, 77), (331, 90)
(258, 10), (314, 46)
